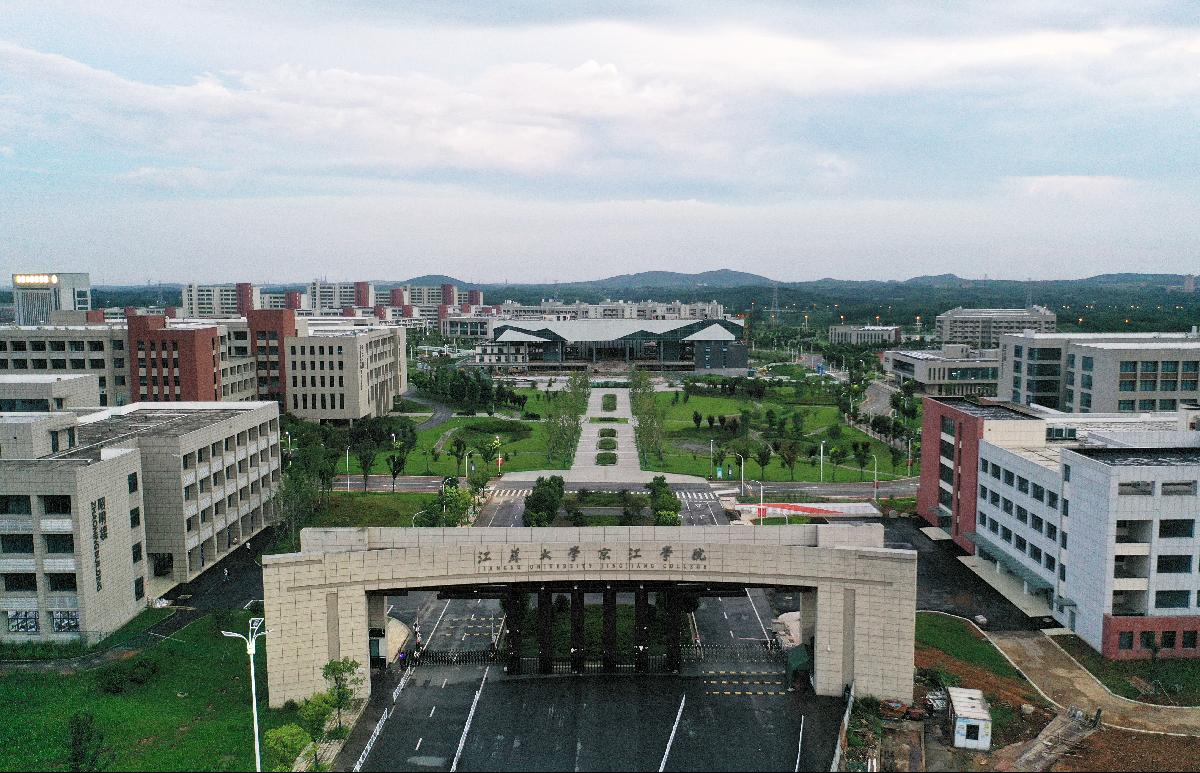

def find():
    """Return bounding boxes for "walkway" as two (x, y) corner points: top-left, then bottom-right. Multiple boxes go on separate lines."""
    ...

(988, 630), (1200, 736)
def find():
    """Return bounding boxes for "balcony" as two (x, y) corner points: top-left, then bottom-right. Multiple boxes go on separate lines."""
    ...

(1111, 589), (1148, 616)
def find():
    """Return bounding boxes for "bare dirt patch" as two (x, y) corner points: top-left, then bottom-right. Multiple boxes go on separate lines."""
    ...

(1050, 726), (1200, 772)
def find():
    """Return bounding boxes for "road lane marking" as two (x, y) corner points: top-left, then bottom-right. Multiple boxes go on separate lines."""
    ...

(415, 738), (423, 752)
(441, 678), (447, 689)
(429, 706), (437, 718)
(658, 694), (686, 772)
(794, 716), (805, 773)
(450, 665), (490, 772)
(745, 589), (771, 641)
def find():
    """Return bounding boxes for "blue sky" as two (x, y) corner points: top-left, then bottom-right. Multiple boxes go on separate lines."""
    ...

(1, 1), (1198, 284)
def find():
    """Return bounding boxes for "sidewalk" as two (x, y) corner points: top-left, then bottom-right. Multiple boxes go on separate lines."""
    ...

(988, 630), (1200, 736)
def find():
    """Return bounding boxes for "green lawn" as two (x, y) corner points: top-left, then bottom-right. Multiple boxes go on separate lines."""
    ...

(0, 611), (299, 772)
(915, 612), (1021, 679)
(269, 492), (438, 554)
(756, 515), (813, 525)
(1054, 634), (1200, 705)
(337, 416), (569, 477)
(648, 393), (915, 482)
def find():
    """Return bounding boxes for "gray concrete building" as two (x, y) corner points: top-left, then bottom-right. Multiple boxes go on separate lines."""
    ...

(285, 326), (406, 422)
(828, 325), (902, 346)
(11, 273), (92, 326)
(0, 393), (281, 644)
(999, 331), (1200, 412)
(936, 306), (1056, 347)
(0, 374), (101, 412)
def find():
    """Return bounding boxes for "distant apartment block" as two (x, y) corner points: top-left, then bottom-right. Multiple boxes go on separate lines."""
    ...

(0, 374), (100, 411)
(308, 280), (373, 311)
(918, 396), (1200, 660)
(285, 326), (406, 421)
(828, 324), (902, 346)
(999, 331), (1200, 412)
(0, 378), (281, 643)
(12, 273), (92, 326)
(884, 344), (1000, 397)
(935, 306), (1056, 347)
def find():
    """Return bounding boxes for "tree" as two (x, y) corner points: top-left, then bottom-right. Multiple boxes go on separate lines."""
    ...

(297, 693), (333, 767)
(353, 444), (377, 491)
(66, 712), (109, 773)
(754, 445), (773, 478)
(274, 468), (320, 552)
(713, 445), (727, 475)
(707, 414), (715, 429)
(889, 445), (904, 471)
(829, 446), (848, 481)
(777, 442), (800, 481)
(692, 410), (702, 429)
(322, 658), (365, 732)
(449, 436), (469, 475)
(387, 453), (407, 492)
(851, 441), (871, 481)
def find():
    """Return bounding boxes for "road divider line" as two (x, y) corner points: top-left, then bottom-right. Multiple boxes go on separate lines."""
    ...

(794, 715), (805, 773)
(450, 665), (490, 772)
(745, 589), (771, 642)
(658, 694), (686, 772)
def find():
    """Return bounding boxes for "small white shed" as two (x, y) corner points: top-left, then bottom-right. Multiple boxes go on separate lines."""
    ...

(947, 687), (992, 751)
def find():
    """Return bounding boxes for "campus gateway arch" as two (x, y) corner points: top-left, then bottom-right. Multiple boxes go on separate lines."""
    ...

(262, 524), (917, 707)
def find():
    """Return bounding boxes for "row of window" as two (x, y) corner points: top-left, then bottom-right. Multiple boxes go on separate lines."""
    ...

(292, 374), (345, 389)
(1118, 380), (1199, 392)
(979, 461), (1065, 510)
(1118, 360), (1200, 374)
(292, 392), (347, 411)
(7, 610), (80, 634)
(1117, 629), (1199, 651)
(978, 513), (1066, 578)
(0, 358), (111, 371)
(1118, 480), (1198, 496)
(0, 339), (114, 353)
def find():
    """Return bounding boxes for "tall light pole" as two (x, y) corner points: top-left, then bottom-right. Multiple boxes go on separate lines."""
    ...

(734, 453), (745, 497)
(221, 617), (268, 773)
(344, 446), (350, 492)
(819, 440), (826, 483)
(870, 454), (878, 500)
(750, 480), (765, 523)
(709, 439), (714, 479)
(464, 449), (474, 478)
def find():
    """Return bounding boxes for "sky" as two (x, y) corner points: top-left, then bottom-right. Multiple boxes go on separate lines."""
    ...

(1, 1), (1198, 285)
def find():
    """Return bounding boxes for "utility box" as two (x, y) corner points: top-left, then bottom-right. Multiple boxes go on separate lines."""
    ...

(947, 687), (992, 751)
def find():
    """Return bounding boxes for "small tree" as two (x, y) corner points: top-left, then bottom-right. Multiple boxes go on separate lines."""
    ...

(387, 453), (407, 493)
(692, 410), (702, 429)
(264, 724), (310, 772)
(778, 442), (799, 481)
(754, 445), (773, 478)
(322, 658), (365, 732)
(450, 436), (469, 476)
(706, 414), (715, 429)
(297, 693), (333, 767)
(829, 446), (848, 481)
(66, 712), (109, 773)
(353, 445), (377, 491)
(851, 441), (871, 481)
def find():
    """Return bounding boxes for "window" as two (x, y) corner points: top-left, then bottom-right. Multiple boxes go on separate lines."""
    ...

(127, 472), (139, 493)
(134, 576), (145, 600)
(1185, 630), (1198, 649)
(981, 459), (989, 473)
(46, 573), (77, 592)
(1046, 524), (1058, 541)
(42, 494), (72, 514)
(1031, 514), (1043, 532)
(0, 495), (32, 514)
(1029, 545), (1042, 562)
(965, 725), (980, 741)
(7, 610), (38, 633)
(44, 534), (74, 553)
(1162, 630), (1177, 649)
(1156, 590), (1190, 609)
(132, 542), (143, 563)
(1003, 469), (1015, 486)
(1162, 481), (1197, 496)
(1047, 492), (1059, 510)
(130, 507), (141, 528)
(50, 610), (80, 633)
(1015, 535), (1027, 551)
(1118, 481), (1154, 496)
(1141, 631), (1158, 649)
(1, 534), (34, 553)
(3, 573), (37, 592)
(1017, 477), (1029, 494)
(1141, 360), (1158, 373)
(1156, 554), (1191, 573)
(1160, 520), (1195, 538)
(1118, 631), (1134, 650)
(1119, 399), (1136, 412)
(1044, 555), (1056, 571)
(1139, 399), (1157, 411)
(1031, 484), (1045, 502)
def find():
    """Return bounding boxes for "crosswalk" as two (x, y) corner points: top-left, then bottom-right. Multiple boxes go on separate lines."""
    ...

(701, 670), (790, 698)
(491, 488), (718, 502)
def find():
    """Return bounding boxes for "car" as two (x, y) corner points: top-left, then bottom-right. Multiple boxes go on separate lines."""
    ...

(973, 614), (988, 628)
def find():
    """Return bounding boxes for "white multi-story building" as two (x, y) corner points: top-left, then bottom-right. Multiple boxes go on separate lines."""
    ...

(884, 345), (1000, 396)
(0, 382), (281, 644)
(180, 283), (259, 317)
(285, 325), (406, 422)
(308, 280), (373, 311)
(920, 396), (1200, 661)
(12, 273), (92, 326)
(936, 306), (1056, 347)
(828, 325), (902, 346)
(999, 331), (1200, 413)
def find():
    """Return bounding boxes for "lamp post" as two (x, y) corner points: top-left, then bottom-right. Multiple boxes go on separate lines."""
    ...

(344, 446), (350, 492)
(870, 454), (878, 500)
(709, 439), (714, 480)
(734, 453), (745, 497)
(750, 480), (765, 524)
(410, 508), (427, 527)
(819, 440), (826, 483)
(464, 449), (474, 478)
(221, 617), (268, 773)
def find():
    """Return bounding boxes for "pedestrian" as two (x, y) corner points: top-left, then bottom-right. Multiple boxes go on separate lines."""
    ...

(223, 567), (229, 581)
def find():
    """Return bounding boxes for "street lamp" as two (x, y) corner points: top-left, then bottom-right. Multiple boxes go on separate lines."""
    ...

(819, 440), (826, 483)
(734, 453), (745, 496)
(464, 449), (474, 477)
(750, 480), (765, 524)
(709, 438), (715, 479)
(870, 454), (878, 500)
(410, 508), (427, 527)
(221, 617), (269, 773)
(344, 446), (351, 492)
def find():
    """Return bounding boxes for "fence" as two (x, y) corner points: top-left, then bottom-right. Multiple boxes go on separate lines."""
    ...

(352, 706), (390, 773)
(829, 681), (855, 772)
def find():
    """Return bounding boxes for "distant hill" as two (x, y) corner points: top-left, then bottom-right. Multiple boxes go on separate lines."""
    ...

(572, 269), (776, 289)
(901, 273), (968, 287)
(393, 275), (472, 287)
(1082, 273), (1187, 286)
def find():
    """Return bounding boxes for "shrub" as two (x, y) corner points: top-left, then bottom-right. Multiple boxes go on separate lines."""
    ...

(601, 394), (617, 411)
(597, 438), (617, 451)
(599, 428), (617, 438)
(596, 452), (617, 465)
(95, 656), (159, 694)
(264, 724), (310, 772)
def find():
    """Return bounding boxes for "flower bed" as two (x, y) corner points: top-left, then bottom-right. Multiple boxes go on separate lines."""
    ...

(595, 452), (618, 465)
(597, 438), (617, 451)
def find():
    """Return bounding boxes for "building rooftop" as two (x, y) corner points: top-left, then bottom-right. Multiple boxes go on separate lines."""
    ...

(54, 403), (274, 461)
(0, 374), (95, 384)
(947, 687), (991, 722)
(939, 306), (1053, 318)
(890, 349), (997, 361)
(930, 397), (1038, 421)
(491, 318), (743, 343)
(1003, 331), (1195, 342)
(1070, 447), (1200, 467)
